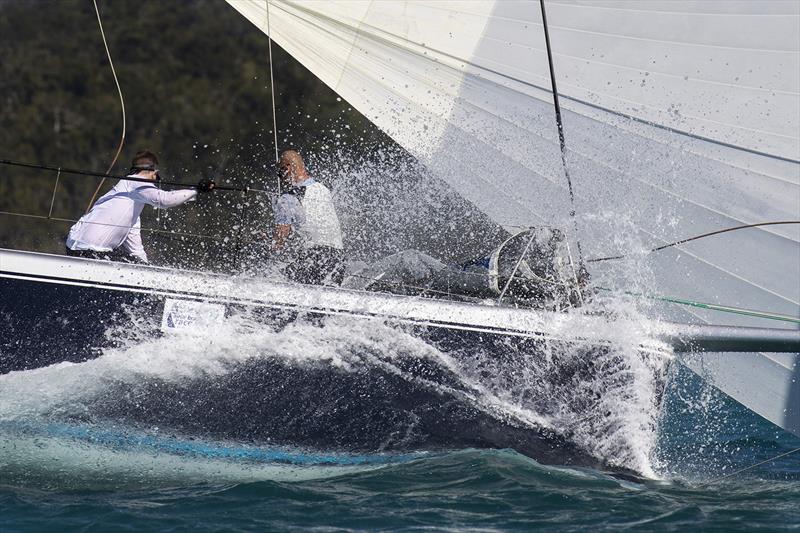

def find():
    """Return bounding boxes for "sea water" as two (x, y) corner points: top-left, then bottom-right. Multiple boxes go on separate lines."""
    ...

(1, 311), (798, 532)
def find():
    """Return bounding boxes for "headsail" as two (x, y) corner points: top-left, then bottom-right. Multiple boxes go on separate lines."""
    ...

(227, 0), (799, 318)
(226, 1), (799, 434)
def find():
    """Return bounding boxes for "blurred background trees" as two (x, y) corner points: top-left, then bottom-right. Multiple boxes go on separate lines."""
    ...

(0, 0), (503, 270)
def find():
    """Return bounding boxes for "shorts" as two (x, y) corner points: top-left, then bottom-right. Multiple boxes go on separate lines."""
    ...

(283, 246), (344, 285)
(65, 247), (146, 264)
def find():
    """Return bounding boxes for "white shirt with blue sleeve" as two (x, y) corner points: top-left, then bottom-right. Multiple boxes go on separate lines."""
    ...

(273, 178), (343, 250)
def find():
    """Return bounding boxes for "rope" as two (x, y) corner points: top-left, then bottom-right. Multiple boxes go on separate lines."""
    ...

(700, 447), (800, 485)
(587, 221), (800, 263)
(0, 204), (536, 301)
(47, 168), (61, 219)
(0, 209), (220, 241)
(86, 0), (126, 212)
(0, 158), (250, 192)
(498, 230), (537, 303)
(265, 0), (280, 169)
(231, 0), (280, 269)
(596, 287), (800, 324)
(538, 0), (585, 269)
(347, 272), (482, 302)
(351, 270), (795, 324)
(565, 239), (585, 306)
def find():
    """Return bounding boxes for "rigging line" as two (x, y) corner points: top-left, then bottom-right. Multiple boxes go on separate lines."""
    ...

(265, 0), (280, 169)
(232, 0), (281, 269)
(0, 158), (250, 192)
(347, 272), (482, 302)
(564, 239), (584, 306)
(343, 271), (580, 312)
(47, 168), (61, 219)
(700, 447), (800, 486)
(86, 0), (126, 213)
(539, 0), (585, 268)
(324, 18), (783, 238)
(271, 3), (565, 219)
(246, 185), (277, 196)
(497, 230), (537, 304)
(587, 221), (800, 263)
(594, 287), (800, 324)
(0, 210), (220, 240)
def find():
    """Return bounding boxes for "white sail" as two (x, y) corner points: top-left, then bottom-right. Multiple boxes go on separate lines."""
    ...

(225, 1), (799, 434)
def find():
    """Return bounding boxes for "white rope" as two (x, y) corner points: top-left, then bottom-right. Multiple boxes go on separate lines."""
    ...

(47, 168), (61, 219)
(265, 0), (280, 172)
(86, 0), (126, 212)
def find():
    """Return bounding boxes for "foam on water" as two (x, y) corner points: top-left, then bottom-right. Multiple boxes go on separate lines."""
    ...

(0, 316), (542, 428)
(450, 295), (671, 477)
(0, 424), (391, 490)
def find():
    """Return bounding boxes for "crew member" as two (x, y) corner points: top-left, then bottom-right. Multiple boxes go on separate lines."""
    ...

(65, 150), (215, 263)
(272, 149), (344, 284)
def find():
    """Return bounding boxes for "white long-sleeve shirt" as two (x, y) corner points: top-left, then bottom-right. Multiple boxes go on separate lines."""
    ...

(66, 176), (197, 262)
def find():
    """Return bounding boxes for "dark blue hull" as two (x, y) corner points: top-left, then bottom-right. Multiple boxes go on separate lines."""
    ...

(0, 272), (649, 476)
(1, 277), (163, 373)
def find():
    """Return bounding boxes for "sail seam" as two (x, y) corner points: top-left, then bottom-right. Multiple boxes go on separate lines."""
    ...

(335, 0), (373, 91)
(547, 1), (800, 20)
(261, 5), (800, 245)
(478, 37), (800, 96)
(558, 99), (800, 186)
(472, 32), (799, 96)
(558, 93), (799, 164)
(268, 0), (799, 164)
(558, 135), (800, 244)
(270, 2), (578, 210)
(302, 2), (800, 162)
(619, 228), (800, 307)
(545, 20), (800, 54)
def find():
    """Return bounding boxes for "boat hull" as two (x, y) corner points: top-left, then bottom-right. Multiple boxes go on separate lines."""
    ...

(0, 249), (669, 474)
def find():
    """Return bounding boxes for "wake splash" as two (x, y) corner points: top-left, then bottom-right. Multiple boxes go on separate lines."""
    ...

(0, 306), (670, 482)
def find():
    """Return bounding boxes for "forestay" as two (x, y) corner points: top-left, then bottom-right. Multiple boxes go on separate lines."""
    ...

(226, 1), (799, 435)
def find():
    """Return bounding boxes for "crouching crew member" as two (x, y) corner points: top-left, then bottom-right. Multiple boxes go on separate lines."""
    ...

(272, 149), (344, 284)
(65, 150), (215, 263)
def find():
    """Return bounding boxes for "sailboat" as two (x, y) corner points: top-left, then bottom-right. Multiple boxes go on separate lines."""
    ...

(225, 0), (800, 433)
(0, 0), (798, 473)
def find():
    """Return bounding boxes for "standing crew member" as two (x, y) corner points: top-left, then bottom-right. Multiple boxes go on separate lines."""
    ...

(272, 149), (344, 284)
(65, 150), (215, 263)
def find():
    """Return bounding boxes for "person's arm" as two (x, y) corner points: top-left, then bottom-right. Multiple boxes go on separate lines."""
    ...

(273, 224), (292, 250)
(120, 219), (148, 263)
(131, 185), (198, 209)
(272, 194), (299, 251)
